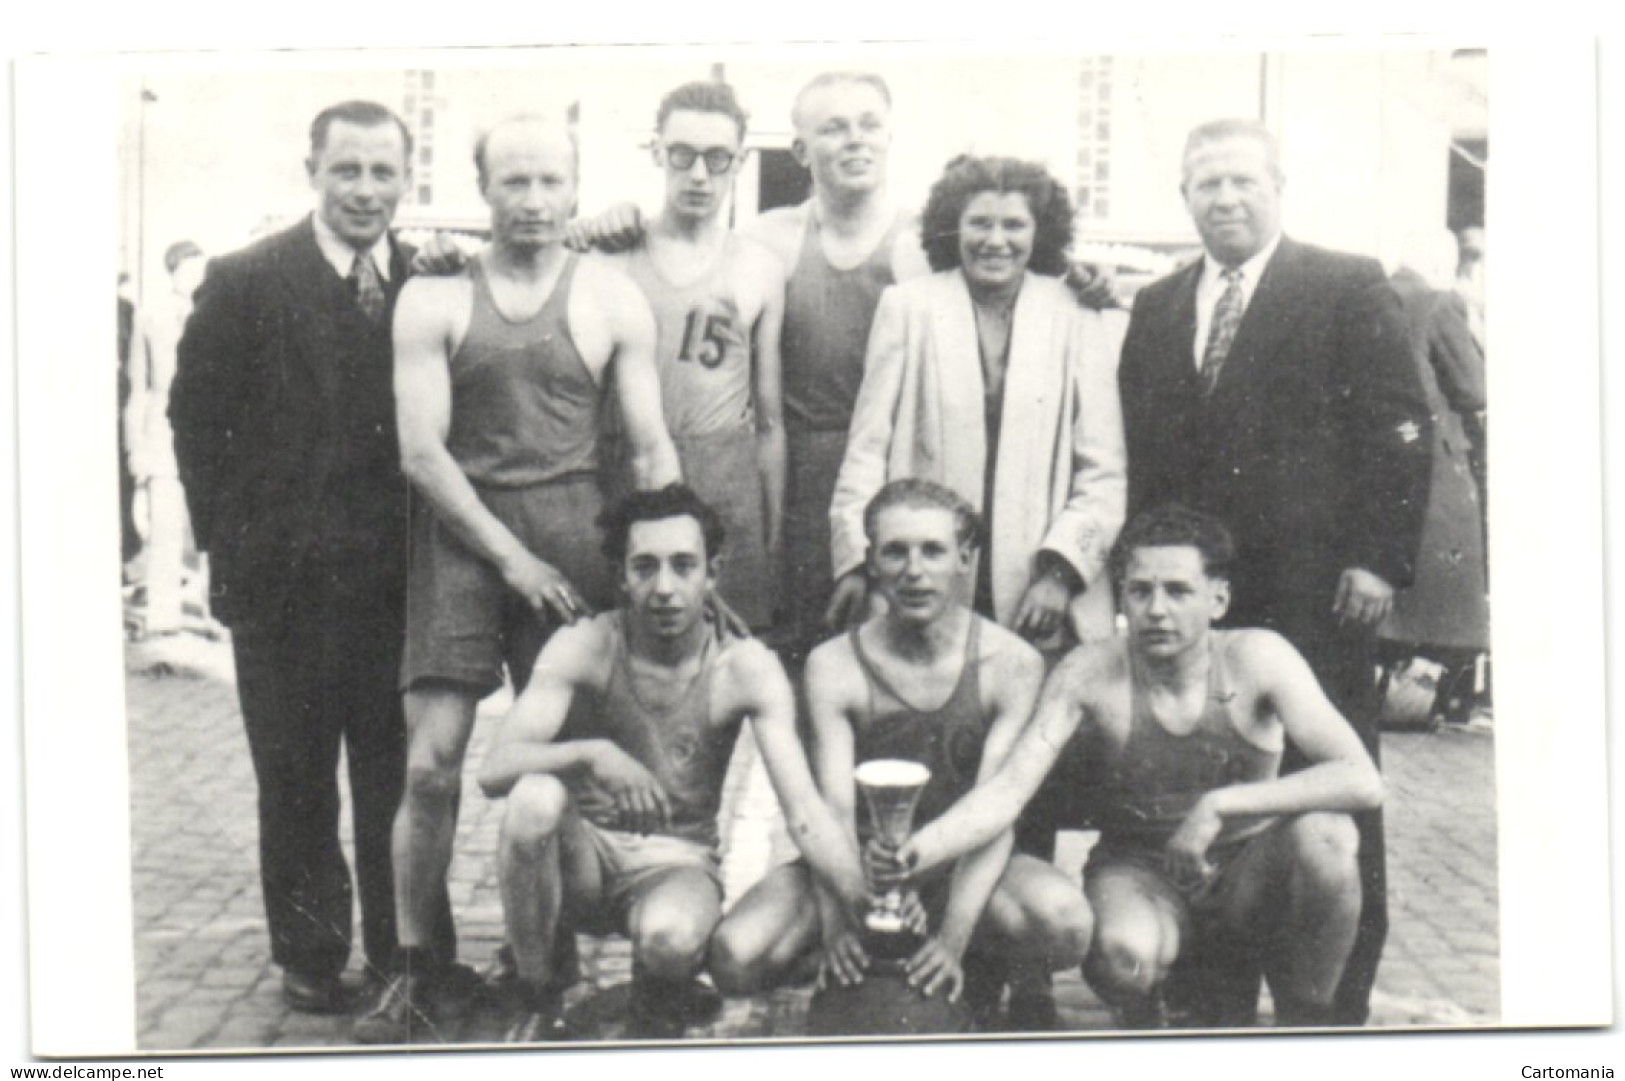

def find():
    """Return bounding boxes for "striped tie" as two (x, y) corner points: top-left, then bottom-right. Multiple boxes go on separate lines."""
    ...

(1199, 267), (1244, 396)
(349, 253), (386, 324)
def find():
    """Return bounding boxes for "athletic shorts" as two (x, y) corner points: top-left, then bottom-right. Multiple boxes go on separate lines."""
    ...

(1085, 821), (1280, 912)
(401, 475), (614, 696)
(577, 817), (723, 931)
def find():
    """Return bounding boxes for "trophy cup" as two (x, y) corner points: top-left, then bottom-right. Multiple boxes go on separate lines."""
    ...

(854, 758), (931, 956)
(807, 757), (970, 1037)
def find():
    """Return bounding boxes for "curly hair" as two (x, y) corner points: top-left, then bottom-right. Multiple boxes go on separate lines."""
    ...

(598, 484), (727, 569)
(1107, 504), (1235, 585)
(919, 155), (1074, 276)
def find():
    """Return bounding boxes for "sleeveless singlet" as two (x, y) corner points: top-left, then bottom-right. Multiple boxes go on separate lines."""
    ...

(782, 209), (901, 432)
(445, 255), (599, 488)
(1096, 635), (1283, 851)
(623, 236), (754, 438)
(567, 614), (741, 848)
(848, 618), (988, 838)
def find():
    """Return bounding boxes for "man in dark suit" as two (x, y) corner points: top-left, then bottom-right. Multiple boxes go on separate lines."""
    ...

(1116, 118), (1432, 1026)
(170, 100), (451, 1015)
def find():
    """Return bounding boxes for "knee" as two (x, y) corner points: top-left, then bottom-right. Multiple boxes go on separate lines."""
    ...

(1008, 890), (1094, 971)
(707, 920), (767, 996)
(1285, 813), (1361, 887)
(404, 757), (462, 806)
(1044, 894), (1095, 970)
(502, 776), (570, 854)
(634, 908), (717, 979)
(1084, 923), (1166, 1002)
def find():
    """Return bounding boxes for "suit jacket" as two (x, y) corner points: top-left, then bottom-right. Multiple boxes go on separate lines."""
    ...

(830, 270), (1127, 638)
(1118, 237), (1432, 638)
(169, 215), (415, 626)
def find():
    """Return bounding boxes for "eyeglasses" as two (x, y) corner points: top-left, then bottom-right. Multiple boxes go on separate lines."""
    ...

(663, 143), (738, 175)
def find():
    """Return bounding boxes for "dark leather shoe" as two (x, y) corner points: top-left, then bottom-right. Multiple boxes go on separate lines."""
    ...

(625, 976), (721, 1039)
(485, 937), (583, 997)
(503, 990), (576, 1044)
(1005, 989), (1062, 1032)
(283, 970), (346, 1015)
(429, 961), (482, 1023)
(353, 969), (443, 1044)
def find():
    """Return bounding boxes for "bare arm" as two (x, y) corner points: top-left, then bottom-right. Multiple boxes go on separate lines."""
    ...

(1162, 631), (1383, 882)
(732, 642), (867, 910)
(394, 276), (588, 623)
(903, 646), (1095, 874)
(932, 639), (1045, 957)
(476, 621), (604, 797)
(750, 251), (788, 559)
(803, 642), (873, 983)
(1203, 632), (1384, 820)
(804, 644), (865, 897)
(888, 215), (932, 282)
(600, 270), (680, 488)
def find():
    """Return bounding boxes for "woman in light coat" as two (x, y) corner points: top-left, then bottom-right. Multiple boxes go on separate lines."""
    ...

(826, 155), (1126, 648)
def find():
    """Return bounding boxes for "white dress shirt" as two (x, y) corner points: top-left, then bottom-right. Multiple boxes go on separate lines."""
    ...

(1191, 232), (1281, 369)
(311, 212), (393, 283)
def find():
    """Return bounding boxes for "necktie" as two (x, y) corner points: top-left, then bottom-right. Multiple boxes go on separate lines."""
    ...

(1199, 267), (1244, 396)
(349, 253), (386, 324)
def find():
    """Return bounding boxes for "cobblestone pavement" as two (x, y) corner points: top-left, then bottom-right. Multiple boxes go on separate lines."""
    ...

(124, 630), (1498, 1051)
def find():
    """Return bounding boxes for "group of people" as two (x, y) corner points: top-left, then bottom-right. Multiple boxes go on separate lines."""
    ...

(157, 66), (1476, 1043)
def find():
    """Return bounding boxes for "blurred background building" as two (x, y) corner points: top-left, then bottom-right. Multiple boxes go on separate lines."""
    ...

(117, 45), (1486, 308)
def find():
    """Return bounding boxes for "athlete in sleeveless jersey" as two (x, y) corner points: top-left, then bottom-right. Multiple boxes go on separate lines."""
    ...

(596, 81), (786, 634)
(777, 209), (906, 655)
(893, 506), (1382, 1028)
(847, 616), (986, 853)
(546, 74), (930, 652)
(557, 610), (740, 850)
(612, 230), (780, 628)
(444, 255), (601, 488)
(479, 485), (864, 1041)
(364, 115), (679, 1045)
(709, 480), (1091, 1022)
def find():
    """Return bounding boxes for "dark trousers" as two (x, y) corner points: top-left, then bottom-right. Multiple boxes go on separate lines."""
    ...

(230, 565), (452, 979)
(1284, 618), (1387, 1026)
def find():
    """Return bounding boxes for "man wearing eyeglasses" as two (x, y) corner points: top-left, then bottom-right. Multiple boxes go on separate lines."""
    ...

(596, 80), (787, 633)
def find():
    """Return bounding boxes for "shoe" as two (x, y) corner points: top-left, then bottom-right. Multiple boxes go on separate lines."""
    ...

(353, 968), (443, 1044)
(676, 981), (721, 1027)
(624, 977), (721, 1039)
(429, 961), (483, 1023)
(351, 969), (392, 1013)
(503, 988), (575, 1044)
(1005, 989), (1061, 1032)
(282, 969), (346, 1015)
(624, 999), (687, 1041)
(486, 935), (582, 995)
(1112, 988), (1169, 1031)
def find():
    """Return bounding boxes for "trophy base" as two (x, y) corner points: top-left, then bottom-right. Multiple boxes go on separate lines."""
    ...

(806, 969), (975, 1038)
(862, 925), (923, 964)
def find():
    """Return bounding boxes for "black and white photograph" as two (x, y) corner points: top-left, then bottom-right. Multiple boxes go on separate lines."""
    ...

(6, 29), (1614, 1072)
